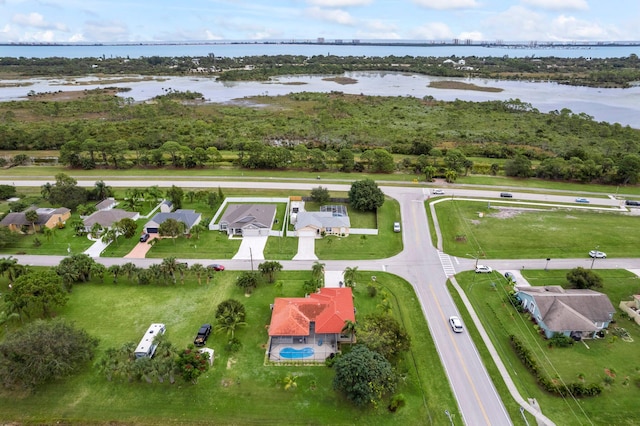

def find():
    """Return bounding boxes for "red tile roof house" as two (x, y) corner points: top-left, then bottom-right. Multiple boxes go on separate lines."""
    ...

(267, 287), (355, 363)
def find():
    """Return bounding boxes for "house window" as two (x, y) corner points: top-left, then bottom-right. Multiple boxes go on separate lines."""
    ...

(326, 227), (332, 233)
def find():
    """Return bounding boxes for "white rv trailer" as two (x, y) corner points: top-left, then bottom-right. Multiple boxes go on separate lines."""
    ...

(134, 323), (166, 358)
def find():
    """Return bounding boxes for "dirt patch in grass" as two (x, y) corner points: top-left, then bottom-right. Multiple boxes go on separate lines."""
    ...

(322, 76), (358, 85)
(487, 206), (547, 219)
(428, 80), (503, 92)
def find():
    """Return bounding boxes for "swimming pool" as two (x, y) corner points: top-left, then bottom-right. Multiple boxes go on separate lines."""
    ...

(279, 347), (314, 359)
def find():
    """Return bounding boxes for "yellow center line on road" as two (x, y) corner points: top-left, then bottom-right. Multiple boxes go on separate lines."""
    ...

(429, 285), (493, 426)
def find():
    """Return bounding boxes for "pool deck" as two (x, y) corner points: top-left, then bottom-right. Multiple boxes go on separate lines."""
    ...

(268, 340), (338, 363)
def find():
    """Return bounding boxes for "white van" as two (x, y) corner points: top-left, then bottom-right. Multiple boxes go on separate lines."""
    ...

(134, 323), (166, 358)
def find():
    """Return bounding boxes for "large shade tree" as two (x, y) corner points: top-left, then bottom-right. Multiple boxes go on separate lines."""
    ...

(0, 319), (99, 391)
(333, 345), (396, 407)
(348, 179), (385, 212)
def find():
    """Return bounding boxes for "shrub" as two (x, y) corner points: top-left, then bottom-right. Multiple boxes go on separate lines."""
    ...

(548, 333), (574, 348)
(367, 284), (378, 298)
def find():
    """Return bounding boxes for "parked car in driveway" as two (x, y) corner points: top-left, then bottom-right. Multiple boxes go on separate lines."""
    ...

(207, 264), (225, 271)
(193, 324), (212, 346)
(475, 265), (493, 273)
(575, 198), (590, 203)
(589, 250), (607, 258)
(432, 189), (445, 195)
(504, 271), (516, 283)
(139, 233), (150, 242)
(449, 316), (464, 333)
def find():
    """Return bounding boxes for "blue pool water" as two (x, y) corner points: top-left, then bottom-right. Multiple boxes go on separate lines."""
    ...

(279, 347), (314, 359)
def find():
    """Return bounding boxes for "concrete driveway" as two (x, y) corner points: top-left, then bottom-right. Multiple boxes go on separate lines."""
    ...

(292, 236), (317, 260)
(233, 236), (268, 260)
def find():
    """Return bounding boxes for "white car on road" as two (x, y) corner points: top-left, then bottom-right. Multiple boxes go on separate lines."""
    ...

(589, 250), (606, 258)
(475, 265), (493, 273)
(449, 316), (464, 333)
(432, 189), (445, 195)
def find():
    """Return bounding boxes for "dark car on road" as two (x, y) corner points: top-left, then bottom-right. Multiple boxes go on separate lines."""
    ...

(207, 264), (225, 271)
(194, 324), (212, 347)
(500, 192), (513, 198)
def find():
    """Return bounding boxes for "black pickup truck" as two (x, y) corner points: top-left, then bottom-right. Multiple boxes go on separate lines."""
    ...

(193, 324), (212, 347)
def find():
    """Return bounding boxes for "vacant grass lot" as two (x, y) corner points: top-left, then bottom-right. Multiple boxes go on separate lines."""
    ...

(0, 271), (457, 425)
(452, 269), (640, 425)
(434, 200), (640, 259)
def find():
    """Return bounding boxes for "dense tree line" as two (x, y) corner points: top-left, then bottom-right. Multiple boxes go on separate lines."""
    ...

(2, 53), (639, 88)
(1, 91), (640, 184)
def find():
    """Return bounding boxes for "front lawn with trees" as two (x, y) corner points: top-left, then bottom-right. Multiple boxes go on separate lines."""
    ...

(451, 269), (640, 425)
(0, 265), (458, 425)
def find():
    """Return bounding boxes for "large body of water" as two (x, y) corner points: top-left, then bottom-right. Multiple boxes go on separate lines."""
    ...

(1, 42), (639, 59)
(1, 43), (639, 128)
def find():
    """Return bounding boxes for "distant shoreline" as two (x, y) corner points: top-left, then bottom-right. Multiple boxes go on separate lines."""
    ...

(2, 40), (640, 48)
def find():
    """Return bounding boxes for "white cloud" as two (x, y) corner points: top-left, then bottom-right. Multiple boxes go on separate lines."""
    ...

(306, 7), (356, 25)
(483, 6), (617, 41)
(458, 31), (484, 41)
(410, 22), (454, 39)
(520, 0), (589, 11)
(82, 20), (129, 41)
(412, 0), (479, 10)
(12, 12), (68, 31)
(306, 0), (372, 6)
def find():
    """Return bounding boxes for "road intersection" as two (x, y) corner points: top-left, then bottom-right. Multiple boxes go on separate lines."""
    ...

(4, 178), (637, 425)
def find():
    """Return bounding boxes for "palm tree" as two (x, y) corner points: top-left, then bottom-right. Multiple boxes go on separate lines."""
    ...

(236, 271), (259, 294)
(120, 262), (138, 282)
(94, 180), (110, 200)
(90, 223), (103, 239)
(283, 374), (298, 390)
(91, 263), (106, 283)
(311, 261), (325, 284)
(343, 266), (359, 288)
(190, 223), (206, 240)
(258, 261), (283, 283)
(161, 257), (179, 284)
(43, 227), (54, 242)
(107, 264), (122, 284)
(101, 228), (118, 246)
(40, 182), (52, 199)
(190, 263), (205, 285)
(0, 256), (18, 278)
(214, 309), (247, 339)
(25, 209), (39, 234)
(341, 319), (357, 344)
(146, 185), (164, 207)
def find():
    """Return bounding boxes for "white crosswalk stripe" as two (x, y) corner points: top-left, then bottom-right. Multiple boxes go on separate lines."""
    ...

(438, 251), (457, 276)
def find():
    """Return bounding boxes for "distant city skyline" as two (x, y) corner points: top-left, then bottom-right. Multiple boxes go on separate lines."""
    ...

(1, 0), (639, 44)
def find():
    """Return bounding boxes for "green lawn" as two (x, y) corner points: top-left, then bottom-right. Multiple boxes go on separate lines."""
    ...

(315, 199), (402, 260)
(145, 231), (241, 260)
(451, 269), (640, 425)
(0, 216), (93, 256)
(0, 270), (457, 425)
(434, 200), (640, 259)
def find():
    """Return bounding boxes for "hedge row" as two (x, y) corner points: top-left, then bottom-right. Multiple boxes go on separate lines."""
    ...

(509, 335), (602, 397)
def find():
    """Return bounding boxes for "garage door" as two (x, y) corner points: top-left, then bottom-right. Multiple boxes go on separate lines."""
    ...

(243, 228), (260, 237)
(146, 227), (158, 234)
(297, 230), (316, 238)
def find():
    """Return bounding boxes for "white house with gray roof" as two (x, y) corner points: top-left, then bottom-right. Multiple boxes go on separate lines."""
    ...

(219, 204), (276, 237)
(295, 211), (351, 237)
(83, 209), (139, 233)
(144, 209), (201, 234)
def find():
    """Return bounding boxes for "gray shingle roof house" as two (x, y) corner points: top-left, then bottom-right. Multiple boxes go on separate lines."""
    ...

(95, 198), (117, 211)
(295, 211), (351, 237)
(144, 209), (201, 234)
(83, 209), (139, 232)
(219, 204), (276, 237)
(515, 285), (615, 340)
(0, 207), (71, 233)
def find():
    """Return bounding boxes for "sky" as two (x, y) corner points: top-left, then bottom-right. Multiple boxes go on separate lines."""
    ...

(1, 0), (639, 44)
